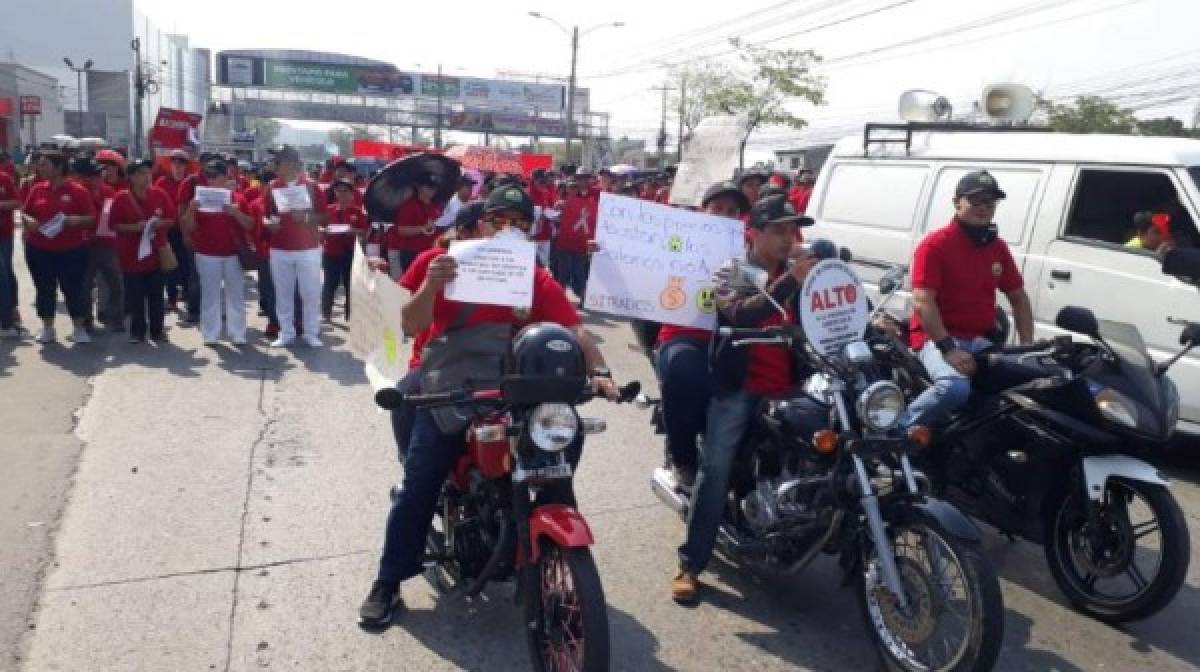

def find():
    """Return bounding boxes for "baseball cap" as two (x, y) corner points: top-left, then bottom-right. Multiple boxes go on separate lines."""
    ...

(749, 193), (814, 230)
(955, 170), (1006, 199)
(484, 185), (534, 221)
(701, 181), (751, 213)
(203, 158), (227, 176)
(737, 171), (768, 187)
(71, 157), (101, 177)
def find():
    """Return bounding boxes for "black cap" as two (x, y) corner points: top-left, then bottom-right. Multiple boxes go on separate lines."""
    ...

(701, 181), (751, 213)
(955, 170), (1006, 199)
(269, 145), (301, 165)
(737, 171), (768, 187)
(71, 157), (100, 177)
(484, 185), (535, 221)
(203, 158), (226, 176)
(127, 158), (155, 175)
(452, 200), (487, 230)
(749, 194), (814, 229)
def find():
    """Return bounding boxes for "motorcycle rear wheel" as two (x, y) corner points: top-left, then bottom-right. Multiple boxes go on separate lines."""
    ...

(524, 543), (610, 672)
(1045, 478), (1190, 623)
(859, 522), (1004, 672)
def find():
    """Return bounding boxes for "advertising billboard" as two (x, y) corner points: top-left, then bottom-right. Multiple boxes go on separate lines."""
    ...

(262, 59), (414, 95)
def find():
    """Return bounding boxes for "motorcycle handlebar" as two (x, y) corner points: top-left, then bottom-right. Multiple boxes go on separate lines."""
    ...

(374, 380), (643, 410)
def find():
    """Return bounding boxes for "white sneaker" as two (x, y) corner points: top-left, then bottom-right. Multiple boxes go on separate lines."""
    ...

(36, 327), (57, 344)
(270, 336), (295, 348)
(303, 336), (323, 348)
(67, 328), (91, 344)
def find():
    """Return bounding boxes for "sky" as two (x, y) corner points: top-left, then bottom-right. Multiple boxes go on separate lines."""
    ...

(137, 0), (1199, 161)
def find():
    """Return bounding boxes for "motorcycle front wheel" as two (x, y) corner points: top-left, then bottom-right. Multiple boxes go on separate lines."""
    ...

(859, 523), (1004, 672)
(1046, 478), (1190, 623)
(524, 542), (610, 672)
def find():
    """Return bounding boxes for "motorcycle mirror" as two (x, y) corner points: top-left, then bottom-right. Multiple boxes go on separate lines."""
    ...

(1055, 306), (1100, 338)
(1181, 323), (1200, 348)
(1162, 247), (1199, 285)
(879, 267), (904, 295)
(728, 261), (769, 291)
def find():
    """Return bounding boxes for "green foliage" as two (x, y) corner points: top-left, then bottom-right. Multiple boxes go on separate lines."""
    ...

(1136, 116), (1194, 138)
(1048, 96), (1137, 134)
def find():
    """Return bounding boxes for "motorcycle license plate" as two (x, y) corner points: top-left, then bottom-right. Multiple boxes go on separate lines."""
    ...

(514, 462), (573, 483)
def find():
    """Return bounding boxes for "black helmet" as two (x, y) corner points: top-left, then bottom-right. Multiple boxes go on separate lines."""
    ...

(504, 323), (588, 404)
(484, 184), (535, 222)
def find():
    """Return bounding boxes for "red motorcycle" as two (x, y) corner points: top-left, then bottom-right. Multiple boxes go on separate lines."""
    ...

(376, 323), (639, 672)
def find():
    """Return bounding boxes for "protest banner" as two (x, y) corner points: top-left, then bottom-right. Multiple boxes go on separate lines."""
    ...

(799, 259), (869, 357)
(584, 193), (743, 329)
(669, 115), (750, 208)
(349, 251), (407, 390)
(193, 187), (232, 213)
(444, 237), (537, 308)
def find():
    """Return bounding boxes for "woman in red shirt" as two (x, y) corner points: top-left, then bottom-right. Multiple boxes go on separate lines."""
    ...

(321, 178), (367, 321)
(181, 159), (255, 346)
(110, 159), (175, 344)
(18, 151), (97, 344)
(381, 174), (442, 280)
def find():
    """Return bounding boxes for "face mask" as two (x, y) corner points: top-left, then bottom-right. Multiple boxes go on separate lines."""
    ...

(494, 227), (529, 242)
(958, 220), (998, 246)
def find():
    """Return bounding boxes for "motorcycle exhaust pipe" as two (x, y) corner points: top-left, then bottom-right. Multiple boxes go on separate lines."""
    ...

(651, 467), (689, 518)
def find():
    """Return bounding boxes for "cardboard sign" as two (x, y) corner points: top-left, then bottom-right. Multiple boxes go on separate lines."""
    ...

(444, 236), (537, 308)
(669, 115), (750, 207)
(800, 259), (869, 357)
(584, 193), (743, 329)
(349, 250), (408, 390)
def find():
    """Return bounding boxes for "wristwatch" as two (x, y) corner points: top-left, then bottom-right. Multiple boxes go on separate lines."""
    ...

(590, 366), (613, 379)
(935, 337), (957, 354)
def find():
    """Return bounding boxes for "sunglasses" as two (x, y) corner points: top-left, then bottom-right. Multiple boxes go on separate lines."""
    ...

(486, 214), (531, 231)
(966, 194), (998, 207)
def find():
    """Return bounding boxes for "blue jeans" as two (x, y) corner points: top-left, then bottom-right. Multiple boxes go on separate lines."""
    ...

(0, 238), (15, 329)
(552, 249), (589, 301)
(901, 337), (992, 428)
(678, 389), (827, 573)
(655, 337), (711, 471)
(389, 368), (422, 463)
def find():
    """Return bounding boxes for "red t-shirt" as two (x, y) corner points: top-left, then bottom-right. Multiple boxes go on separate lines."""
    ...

(110, 188), (174, 272)
(178, 174), (206, 211)
(529, 184), (557, 243)
(399, 247), (580, 344)
(788, 185), (813, 215)
(386, 197), (442, 253)
(267, 178), (321, 251)
(22, 180), (97, 251)
(555, 191), (597, 253)
(657, 324), (712, 345)
(745, 277), (794, 396)
(153, 175), (184, 210)
(190, 194), (248, 257)
(0, 172), (17, 240)
(910, 219), (1023, 349)
(323, 203), (367, 256)
(86, 182), (117, 248)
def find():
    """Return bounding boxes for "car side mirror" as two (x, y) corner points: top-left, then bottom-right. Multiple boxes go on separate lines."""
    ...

(1055, 306), (1099, 338)
(1162, 247), (1199, 285)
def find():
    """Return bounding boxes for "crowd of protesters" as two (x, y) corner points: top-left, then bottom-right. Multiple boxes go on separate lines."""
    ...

(0, 141), (817, 350)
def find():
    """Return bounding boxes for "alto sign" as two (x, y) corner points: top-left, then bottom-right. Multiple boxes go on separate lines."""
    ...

(800, 259), (869, 357)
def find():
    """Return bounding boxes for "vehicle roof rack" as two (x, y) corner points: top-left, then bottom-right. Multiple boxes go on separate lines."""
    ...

(863, 122), (1048, 155)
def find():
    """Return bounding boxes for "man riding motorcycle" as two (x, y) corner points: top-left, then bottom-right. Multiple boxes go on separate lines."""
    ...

(902, 170), (1034, 427)
(655, 181), (752, 487)
(671, 193), (827, 604)
(360, 184), (620, 626)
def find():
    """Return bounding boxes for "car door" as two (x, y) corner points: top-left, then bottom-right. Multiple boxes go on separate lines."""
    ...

(1028, 164), (1200, 428)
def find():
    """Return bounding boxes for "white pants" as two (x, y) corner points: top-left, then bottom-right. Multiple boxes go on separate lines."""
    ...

(270, 248), (321, 341)
(195, 253), (247, 342)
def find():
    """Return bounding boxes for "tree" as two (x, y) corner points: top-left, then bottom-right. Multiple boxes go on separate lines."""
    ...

(702, 38), (826, 170)
(1136, 116), (1194, 138)
(667, 60), (734, 156)
(244, 118), (282, 147)
(1048, 96), (1137, 134)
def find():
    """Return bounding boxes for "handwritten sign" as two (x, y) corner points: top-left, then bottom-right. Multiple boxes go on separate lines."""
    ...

(349, 251), (408, 389)
(669, 115), (750, 207)
(445, 237), (537, 308)
(194, 186), (232, 213)
(585, 193), (743, 329)
(799, 259), (869, 357)
(272, 184), (312, 213)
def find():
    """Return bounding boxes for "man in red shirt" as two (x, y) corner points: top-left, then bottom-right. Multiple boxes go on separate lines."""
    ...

(76, 158), (124, 333)
(321, 178), (367, 321)
(903, 170), (1034, 427)
(671, 193), (823, 604)
(382, 173), (442, 279)
(0, 163), (20, 337)
(110, 159), (175, 343)
(552, 169), (597, 302)
(788, 169), (815, 215)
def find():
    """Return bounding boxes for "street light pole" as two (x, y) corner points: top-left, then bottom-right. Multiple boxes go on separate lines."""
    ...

(565, 26), (578, 166)
(435, 63), (443, 149)
(131, 39), (144, 156)
(62, 56), (93, 137)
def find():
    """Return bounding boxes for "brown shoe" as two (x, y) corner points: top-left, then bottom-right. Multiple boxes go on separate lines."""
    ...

(671, 570), (699, 604)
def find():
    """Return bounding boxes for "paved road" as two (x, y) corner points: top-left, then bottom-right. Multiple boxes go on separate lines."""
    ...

(3, 266), (1200, 670)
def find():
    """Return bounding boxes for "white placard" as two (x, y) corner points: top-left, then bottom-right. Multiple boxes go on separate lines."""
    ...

(137, 216), (160, 260)
(39, 213), (65, 239)
(326, 223), (353, 235)
(348, 250), (409, 390)
(96, 198), (116, 239)
(799, 259), (869, 357)
(444, 237), (537, 308)
(194, 186), (232, 213)
(584, 193), (744, 329)
(669, 115), (750, 207)
(272, 184), (312, 213)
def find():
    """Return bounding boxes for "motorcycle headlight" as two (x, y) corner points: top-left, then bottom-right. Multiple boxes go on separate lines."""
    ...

(857, 381), (906, 432)
(1094, 387), (1139, 429)
(528, 403), (578, 452)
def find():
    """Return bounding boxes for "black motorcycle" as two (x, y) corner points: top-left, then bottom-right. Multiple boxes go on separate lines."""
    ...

(871, 247), (1199, 623)
(647, 259), (1005, 672)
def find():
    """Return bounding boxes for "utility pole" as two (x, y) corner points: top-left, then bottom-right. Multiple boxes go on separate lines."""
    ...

(63, 56), (93, 137)
(434, 63), (443, 149)
(676, 76), (687, 163)
(565, 26), (578, 166)
(131, 39), (145, 156)
(652, 84), (674, 168)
